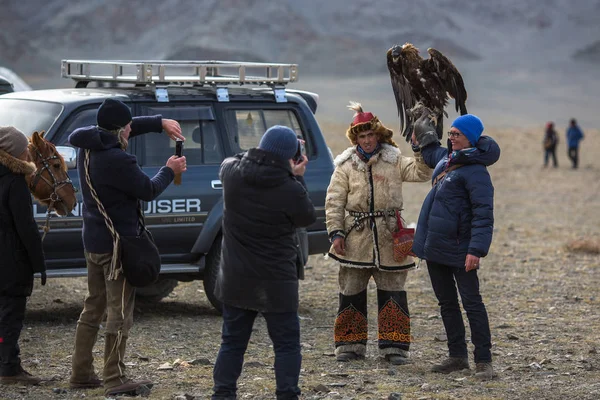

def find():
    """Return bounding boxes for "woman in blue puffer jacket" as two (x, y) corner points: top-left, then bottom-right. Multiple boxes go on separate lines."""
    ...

(412, 113), (500, 381)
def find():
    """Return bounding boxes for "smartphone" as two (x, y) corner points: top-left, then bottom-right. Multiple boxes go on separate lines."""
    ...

(293, 138), (306, 164)
(175, 139), (184, 157)
(174, 139), (184, 185)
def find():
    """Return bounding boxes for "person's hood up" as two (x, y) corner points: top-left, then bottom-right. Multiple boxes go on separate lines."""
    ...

(0, 149), (36, 178)
(68, 125), (121, 151)
(448, 135), (500, 167)
(239, 148), (294, 188)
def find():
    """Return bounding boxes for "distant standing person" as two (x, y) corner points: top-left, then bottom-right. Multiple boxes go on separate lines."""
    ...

(411, 112), (500, 381)
(543, 122), (558, 168)
(566, 118), (584, 169)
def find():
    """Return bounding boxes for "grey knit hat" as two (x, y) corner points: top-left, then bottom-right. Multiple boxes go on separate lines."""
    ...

(258, 125), (299, 161)
(0, 126), (29, 157)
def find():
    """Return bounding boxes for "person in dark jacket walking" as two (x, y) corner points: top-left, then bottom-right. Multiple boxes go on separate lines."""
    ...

(566, 118), (584, 169)
(212, 125), (316, 400)
(411, 113), (500, 381)
(0, 127), (46, 386)
(543, 122), (558, 168)
(67, 99), (187, 396)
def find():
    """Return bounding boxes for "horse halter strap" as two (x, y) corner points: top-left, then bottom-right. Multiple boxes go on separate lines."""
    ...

(29, 144), (74, 240)
(29, 145), (73, 205)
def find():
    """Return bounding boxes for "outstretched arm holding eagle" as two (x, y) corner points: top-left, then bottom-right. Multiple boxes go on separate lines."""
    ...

(387, 43), (468, 142)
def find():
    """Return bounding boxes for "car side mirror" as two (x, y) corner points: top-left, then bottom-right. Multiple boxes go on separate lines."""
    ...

(56, 146), (77, 169)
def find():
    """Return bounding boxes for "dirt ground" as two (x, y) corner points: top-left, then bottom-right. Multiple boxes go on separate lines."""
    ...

(1, 125), (599, 400)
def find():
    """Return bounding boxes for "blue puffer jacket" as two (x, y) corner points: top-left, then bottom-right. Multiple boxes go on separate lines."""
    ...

(413, 136), (501, 268)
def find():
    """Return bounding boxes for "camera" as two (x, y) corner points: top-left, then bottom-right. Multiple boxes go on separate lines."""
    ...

(293, 138), (306, 164)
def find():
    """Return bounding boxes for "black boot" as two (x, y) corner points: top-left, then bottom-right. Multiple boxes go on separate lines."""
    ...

(377, 289), (411, 362)
(334, 290), (368, 358)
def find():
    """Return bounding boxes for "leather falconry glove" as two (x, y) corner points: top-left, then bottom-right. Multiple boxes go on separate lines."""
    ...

(413, 109), (439, 149)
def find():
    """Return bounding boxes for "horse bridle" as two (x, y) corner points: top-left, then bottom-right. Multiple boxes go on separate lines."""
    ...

(29, 144), (75, 239)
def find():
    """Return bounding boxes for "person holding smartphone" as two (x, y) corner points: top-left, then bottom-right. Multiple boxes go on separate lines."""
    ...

(67, 99), (187, 396)
(212, 125), (316, 400)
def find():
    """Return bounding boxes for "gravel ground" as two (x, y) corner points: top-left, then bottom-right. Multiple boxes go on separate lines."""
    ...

(1, 126), (599, 400)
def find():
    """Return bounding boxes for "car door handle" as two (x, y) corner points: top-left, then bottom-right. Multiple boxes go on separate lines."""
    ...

(211, 180), (222, 190)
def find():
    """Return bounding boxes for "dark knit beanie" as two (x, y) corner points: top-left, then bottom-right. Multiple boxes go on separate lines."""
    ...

(451, 114), (484, 146)
(0, 126), (29, 157)
(97, 98), (132, 130)
(258, 125), (299, 161)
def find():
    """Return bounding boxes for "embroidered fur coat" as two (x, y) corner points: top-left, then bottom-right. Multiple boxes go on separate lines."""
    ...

(325, 144), (432, 270)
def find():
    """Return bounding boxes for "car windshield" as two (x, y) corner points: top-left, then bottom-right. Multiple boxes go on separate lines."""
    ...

(0, 99), (63, 137)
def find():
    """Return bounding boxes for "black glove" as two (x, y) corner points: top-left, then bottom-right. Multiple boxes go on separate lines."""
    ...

(413, 111), (439, 149)
(41, 272), (47, 286)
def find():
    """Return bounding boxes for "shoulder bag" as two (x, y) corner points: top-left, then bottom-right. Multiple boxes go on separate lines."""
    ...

(83, 149), (160, 287)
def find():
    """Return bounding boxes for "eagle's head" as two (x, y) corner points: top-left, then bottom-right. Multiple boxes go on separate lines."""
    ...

(390, 45), (403, 62)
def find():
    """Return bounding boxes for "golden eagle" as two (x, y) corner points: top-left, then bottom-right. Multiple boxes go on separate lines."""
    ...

(386, 43), (468, 141)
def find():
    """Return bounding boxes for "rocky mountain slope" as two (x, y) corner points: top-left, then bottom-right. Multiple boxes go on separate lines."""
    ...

(1, 0), (599, 127)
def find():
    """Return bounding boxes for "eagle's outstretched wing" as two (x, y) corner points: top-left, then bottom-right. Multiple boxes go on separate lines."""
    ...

(427, 48), (468, 115)
(386, 48), (417, 141)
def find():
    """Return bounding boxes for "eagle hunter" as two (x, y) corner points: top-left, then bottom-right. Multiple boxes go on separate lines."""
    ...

(386, 42), (468, 142)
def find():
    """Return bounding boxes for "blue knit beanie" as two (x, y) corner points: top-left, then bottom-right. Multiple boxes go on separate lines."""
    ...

(258, 125), (299, 161)
(451, 114), (484, 146)
(97, 98), (132, 130)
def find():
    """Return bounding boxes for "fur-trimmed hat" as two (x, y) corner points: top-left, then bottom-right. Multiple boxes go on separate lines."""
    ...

(346, 102), (397, 147)
(0, 126), (29, 158)
(97, 98), (132, 130)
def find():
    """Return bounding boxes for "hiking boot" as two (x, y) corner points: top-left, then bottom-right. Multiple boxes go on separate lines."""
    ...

(0, 367), (42, 385)
(431, 357), (470, 373)
(69, 374), (102, 389)
(474, 362), (494, 380)
(385, 354), (411, 365)
(336, 352), (362, 362)
(104, 379), (153, 396)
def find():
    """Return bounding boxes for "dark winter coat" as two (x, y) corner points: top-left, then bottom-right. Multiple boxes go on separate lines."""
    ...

(215, 148), (317, 313)
(0, 150), (46, 296)
(413, 136), (501, 268)
(544, 128), (558, 150)
(68, 116), (174, 253)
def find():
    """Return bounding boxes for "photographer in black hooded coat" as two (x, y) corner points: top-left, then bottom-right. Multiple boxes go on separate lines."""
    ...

(212, 125), (316, 400)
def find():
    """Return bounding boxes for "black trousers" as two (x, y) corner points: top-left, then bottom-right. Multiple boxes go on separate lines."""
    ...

(544, 148), (558, 167)
(427, 261), (492, 363)
(0, 296), (27, 376)
(212, 304), (301, 400)
(568, 146), (579, 168)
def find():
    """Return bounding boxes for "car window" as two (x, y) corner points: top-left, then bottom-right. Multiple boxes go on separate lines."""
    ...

(225, 109), (309, 156)
(0, 99), (63, 137)
(55, 108), (98, 145)
(143, 120), (223, 166)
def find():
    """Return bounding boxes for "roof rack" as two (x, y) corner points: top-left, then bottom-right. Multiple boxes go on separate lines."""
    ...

(61, 60), (298, 86)
(61, 59), (298, 103)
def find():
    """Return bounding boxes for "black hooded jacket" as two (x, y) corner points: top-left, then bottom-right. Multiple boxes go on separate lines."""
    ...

(215, 148), (316, 313)
(68, 116), (174, 253)
(0, 150), (46, 296)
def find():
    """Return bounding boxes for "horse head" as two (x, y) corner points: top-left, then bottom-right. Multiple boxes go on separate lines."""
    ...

(27, 131), (77, 216)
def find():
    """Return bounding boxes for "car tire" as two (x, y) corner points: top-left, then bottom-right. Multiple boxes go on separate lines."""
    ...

(135, 278), (179, 303)
(203, 235), (223, 314)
